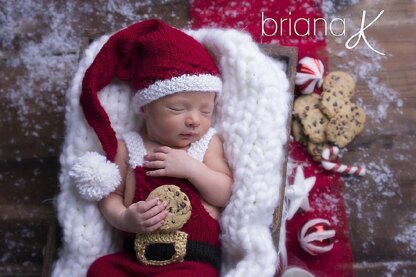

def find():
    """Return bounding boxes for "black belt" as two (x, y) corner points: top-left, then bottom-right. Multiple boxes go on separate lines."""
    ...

(124, 237), (221, 271)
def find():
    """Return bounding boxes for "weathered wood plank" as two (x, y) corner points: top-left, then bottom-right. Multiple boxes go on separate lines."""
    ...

(326, 0), (416, 274)
(0, 2), (189, 276)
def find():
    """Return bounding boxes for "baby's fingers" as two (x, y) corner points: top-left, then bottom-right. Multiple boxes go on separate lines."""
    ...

(143, 210), (167, 232)
(142, 200), (166, 220)
(134, 197), (159, 213)
(144, 152), (166, 161)
(146, 169), (166, 177)
(144, 220), (165, 233)
(153, 146), (170, 154)
(143, 160), (165, 169)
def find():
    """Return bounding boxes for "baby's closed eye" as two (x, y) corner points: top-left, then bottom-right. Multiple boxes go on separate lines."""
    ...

(168, 106), (185, 112)
(200, 109), (212, 115)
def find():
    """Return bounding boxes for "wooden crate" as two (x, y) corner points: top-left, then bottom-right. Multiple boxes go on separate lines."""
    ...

(260, 45), (297, 246)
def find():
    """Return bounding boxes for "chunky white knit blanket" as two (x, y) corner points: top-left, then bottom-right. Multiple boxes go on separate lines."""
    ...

(52, 27), (291, 277)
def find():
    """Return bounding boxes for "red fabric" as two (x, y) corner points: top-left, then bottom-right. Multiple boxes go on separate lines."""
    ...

(80, 19), (220, 161)
(131, 166), (221, 247)
(190, 1), (354, 276)
(285, 142), (354, 276)
(88, 151), (221, 276)
(88, 253), (218, 277)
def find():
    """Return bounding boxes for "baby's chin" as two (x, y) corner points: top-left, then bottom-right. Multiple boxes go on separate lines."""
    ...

(167, 136), (201, 149)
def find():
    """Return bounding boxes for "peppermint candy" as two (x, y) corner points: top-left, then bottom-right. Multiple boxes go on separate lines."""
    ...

(295, 57), (324, 94)
(298, 218), (336, 256)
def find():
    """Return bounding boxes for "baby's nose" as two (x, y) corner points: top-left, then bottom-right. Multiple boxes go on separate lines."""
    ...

(185, 112), (200, 127)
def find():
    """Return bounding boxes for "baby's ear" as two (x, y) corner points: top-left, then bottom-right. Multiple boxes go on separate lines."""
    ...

(137, 106), (147, 117)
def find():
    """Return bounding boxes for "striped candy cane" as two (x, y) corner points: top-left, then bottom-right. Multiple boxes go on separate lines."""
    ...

(321, 146), (340, 161)
(321, 146), (366, 176)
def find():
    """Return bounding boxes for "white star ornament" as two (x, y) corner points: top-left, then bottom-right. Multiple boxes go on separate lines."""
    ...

(285, 166), (316, 220)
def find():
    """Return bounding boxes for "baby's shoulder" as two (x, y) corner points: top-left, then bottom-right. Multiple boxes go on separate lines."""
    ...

(208, 134), (223, 147)
(203, 134), (231, 175)
(205, 134), (224, 159)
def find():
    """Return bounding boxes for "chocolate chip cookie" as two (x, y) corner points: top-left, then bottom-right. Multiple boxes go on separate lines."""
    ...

(147, 185), (192, 232)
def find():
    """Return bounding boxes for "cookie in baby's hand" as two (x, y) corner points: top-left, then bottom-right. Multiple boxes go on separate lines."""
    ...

(147, 185), (192, 232)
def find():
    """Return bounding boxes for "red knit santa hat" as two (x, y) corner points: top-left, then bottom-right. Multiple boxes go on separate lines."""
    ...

(80, 19), (222, 162)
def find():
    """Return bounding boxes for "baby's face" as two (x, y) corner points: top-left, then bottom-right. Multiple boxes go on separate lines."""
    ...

(141, 91), (216, 148)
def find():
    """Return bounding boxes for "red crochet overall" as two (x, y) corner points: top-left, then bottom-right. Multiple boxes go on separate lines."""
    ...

(88, 129), (221, 277)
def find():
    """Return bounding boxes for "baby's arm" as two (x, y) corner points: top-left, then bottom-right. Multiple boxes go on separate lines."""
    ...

(189, 135), (233, 207)
(144, 135), (233, 207)
(99, 140), (167, 233)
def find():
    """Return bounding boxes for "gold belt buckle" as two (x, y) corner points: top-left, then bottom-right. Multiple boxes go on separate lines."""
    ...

(134, 231), (188, 266)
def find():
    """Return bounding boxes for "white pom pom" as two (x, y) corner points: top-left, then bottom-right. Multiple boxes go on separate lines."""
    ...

(298, 218), (336, 256)
(295, 57), (324, 94)
(69, 152), (121, 201)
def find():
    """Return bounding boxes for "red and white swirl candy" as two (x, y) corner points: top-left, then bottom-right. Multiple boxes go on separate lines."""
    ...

(321, 146), (366, 176)
(298, 218), (336, 256)
(295, 57), (324, 94)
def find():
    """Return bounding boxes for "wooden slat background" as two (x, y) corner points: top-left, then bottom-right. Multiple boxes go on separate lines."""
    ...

(0, 2), (191, 276)
(326, 0), (416, 275)
(0, 0), (414, 276)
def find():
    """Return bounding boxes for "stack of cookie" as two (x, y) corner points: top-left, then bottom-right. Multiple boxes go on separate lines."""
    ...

(292, 71), (366, 161)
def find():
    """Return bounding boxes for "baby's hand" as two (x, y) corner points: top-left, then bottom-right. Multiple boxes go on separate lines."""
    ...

(120, 197), (167, 233)
(143, 146), (198, 179)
